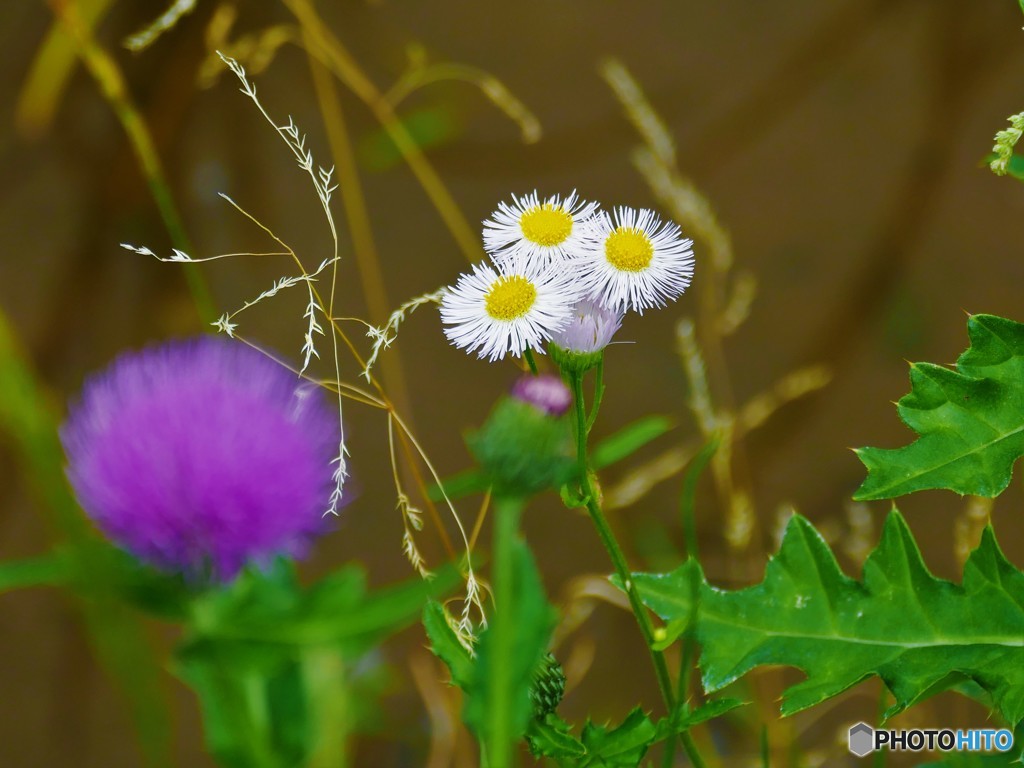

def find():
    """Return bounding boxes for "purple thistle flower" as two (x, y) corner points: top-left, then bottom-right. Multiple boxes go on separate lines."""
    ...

(61, 337), (341, 582)
(511, 374), (572, 416)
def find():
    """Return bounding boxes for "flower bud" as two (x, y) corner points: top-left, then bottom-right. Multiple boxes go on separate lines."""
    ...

(511, 374), (572, 416)
(467, 378), (578, 495)
(549, 299), (623, 373)
(530, 652), (566, 717)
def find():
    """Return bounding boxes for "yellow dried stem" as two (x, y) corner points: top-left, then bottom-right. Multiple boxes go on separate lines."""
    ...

(283, 0), (484, 264)
(954, 496), (992, 567)
(386, 58), (541, 144)
(604, 364), (832, 511)
(46, 0), (216, 323)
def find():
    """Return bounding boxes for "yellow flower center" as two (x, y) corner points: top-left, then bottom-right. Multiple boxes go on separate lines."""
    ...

(485, 275), (537, 321)
(604, 226), (654, 272)
(519, 204), (573, 247)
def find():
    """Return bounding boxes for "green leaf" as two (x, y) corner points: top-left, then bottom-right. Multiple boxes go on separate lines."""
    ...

(463, 540), (557, 748)
(983, 152), (1024, 181)
(176, 640), (310, 768)
(525, 713), (587, 760)
(855, 314), (1024, 499)
(591, 415), (674, 468)
(672, 697), (747, 729)
(628, 510), (1024, 725)
(580, 708), (657, 767)
(426, 540), (557, 753)
(191, 561), (459, 654)
(525, 699), (744, 764)
(1005, 153), (1024, 181)
(358, 104), (461, 171)
(422, 600), (474, 688)
(0, 553), (70, 593)
(427, 467), (489, 502)
(178, 563), (455, 768)
(192, 561), (456, 651)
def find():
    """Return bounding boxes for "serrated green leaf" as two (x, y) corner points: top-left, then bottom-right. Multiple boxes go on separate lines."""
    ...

(525, 713), (587, 760)
(423, 600), (474, 688)
(463, 540), (557, 749)
(674, 697), (747, 729)
(580, 707), (657, 767)
(628, 511), (1024, 725)
(856, 314), (1024, 499)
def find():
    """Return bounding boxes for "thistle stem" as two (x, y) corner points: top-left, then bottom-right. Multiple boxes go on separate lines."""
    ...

(487, 494), (524, 768)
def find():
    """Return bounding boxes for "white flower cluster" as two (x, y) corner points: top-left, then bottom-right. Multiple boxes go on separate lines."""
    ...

(440, 191), (695, 361)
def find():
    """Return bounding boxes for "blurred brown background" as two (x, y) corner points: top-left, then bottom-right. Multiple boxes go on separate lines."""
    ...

(2, 0), (1024, 765)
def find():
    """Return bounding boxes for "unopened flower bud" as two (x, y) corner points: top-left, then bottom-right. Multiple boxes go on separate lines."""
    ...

(467, 379), (578, 495)
(549, 299), (623, 373)
(511, 374), (572, 416)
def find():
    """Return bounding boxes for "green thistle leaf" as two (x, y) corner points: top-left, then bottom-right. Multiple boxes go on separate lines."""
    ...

(855, 314), (1024, 500)
(579, 708), (657, 767)
(626, 511), (1024, 726)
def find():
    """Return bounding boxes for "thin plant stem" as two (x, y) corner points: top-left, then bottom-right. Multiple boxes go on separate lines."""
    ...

(680, 439), (719, 562)
(662, 438), (718, 768)
(523, 347), (539, 375)
(48, 0), (216, 324)
(567, 371), (706, 768)
(488, 495), (524, 768)
(873, 684), (889, 768)
(586, 356), (605, 433)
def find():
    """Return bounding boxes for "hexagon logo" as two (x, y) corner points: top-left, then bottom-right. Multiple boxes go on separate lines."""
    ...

(848, 722), (874, 757)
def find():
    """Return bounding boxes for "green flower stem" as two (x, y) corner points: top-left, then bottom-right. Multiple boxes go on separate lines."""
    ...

(586, 356), (605, 433)
(523, 347), (539, 375)
(488, 494), (524, 768)
(567, 371), (706, 768)
(662, 439), (719, 768)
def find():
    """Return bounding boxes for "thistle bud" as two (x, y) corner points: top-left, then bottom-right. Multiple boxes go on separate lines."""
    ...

(530, 652), (567, 717)
(467, 376), (578, 495)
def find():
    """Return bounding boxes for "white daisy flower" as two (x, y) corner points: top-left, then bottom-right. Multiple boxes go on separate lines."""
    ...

(482, 190), (598, 267)
(578, 207), (694, 314)
(440, 260), (580, 362)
